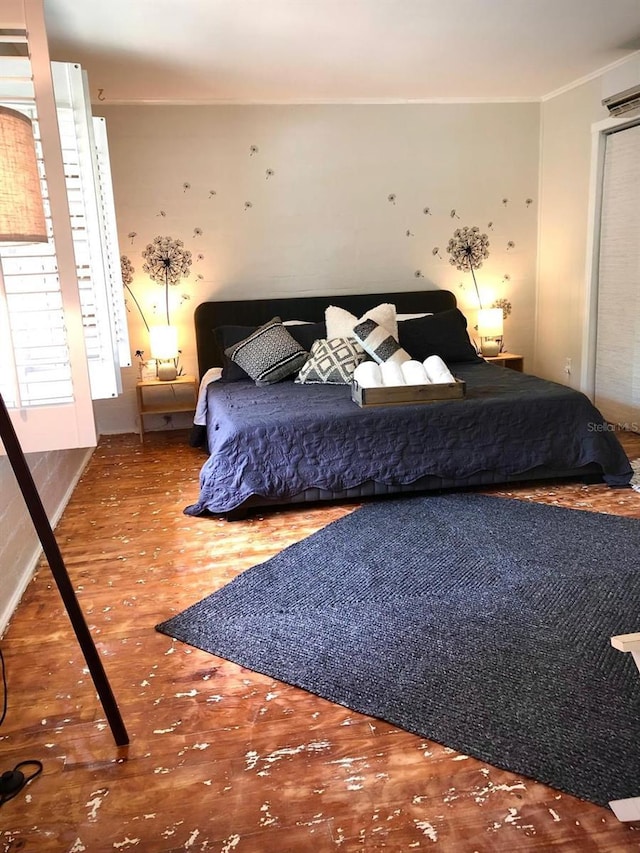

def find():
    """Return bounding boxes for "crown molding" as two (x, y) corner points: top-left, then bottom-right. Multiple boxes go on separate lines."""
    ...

(542, 49), (640, 102)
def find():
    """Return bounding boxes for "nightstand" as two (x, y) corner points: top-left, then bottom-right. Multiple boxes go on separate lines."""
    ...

(136, 375), (198, 442)
(484, 352), (524, 372)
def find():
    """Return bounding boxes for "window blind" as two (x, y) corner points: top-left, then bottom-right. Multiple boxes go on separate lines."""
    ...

(594, 121), (640, 430)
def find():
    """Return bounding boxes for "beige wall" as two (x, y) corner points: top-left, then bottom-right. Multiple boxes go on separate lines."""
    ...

(536, 57), (640, 392)
(95, 102), (541, 435)
(535, 80), (611, 386)
(0, 447), (91, 633)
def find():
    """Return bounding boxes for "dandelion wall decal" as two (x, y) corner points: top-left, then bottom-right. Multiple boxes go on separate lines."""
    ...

(406, 229), (414, 237)
(432, 247), (443, 259)
(450, 209), (459, 219)
(502, 198), (509, 206)
(196, 274), (204, 280)
(157, 210), (166, 217)
(121, 254), (134, 287)
(487, 221), (494, 230)
(387, 194), (396, 205)
(249, 145), (259, 156)
(196, 253), (205, 261)
(506, 240), (515, 250)
(244, 201), (253, 210)
(193, 227), (203, 238)
(502, 273), (511, 283)
(265, 169), (274, 179)
(180, 294), (192, 304)
(209, 190), (217, 198)
(182, 182), (191, 192)
(423, 207), (432, 215)
(492, 297), (512, 319)
(525, 198), (534, 207)
(121, 255), (149, 332)
(446, 225), (490, 308)
(414, 270), (424, 278)
(127, 231), (137, 244)
(141, 235), (192, 325)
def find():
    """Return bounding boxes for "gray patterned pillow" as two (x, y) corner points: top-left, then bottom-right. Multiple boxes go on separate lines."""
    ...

(352, 318), (411, 366)
(295, 337), (366, 385)
(225, 316), (308, 386)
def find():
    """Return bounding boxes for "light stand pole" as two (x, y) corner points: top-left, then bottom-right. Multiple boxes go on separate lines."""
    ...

(0, 393), (129, 747)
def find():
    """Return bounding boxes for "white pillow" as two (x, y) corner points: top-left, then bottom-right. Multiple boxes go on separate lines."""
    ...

(325, 302), (398, 342)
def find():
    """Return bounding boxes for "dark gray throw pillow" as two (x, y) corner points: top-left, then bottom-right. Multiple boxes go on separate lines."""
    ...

(224, 317), (309, 386)
(397, 308), (481, 363)
(215, 325), (253, 381)
(215, 321), (326, 382)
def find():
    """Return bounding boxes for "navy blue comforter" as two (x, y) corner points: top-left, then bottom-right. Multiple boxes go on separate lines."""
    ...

(185, 362), (632, 515)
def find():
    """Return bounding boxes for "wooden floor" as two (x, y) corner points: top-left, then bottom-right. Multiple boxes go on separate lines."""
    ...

(2, 430), (640, 852)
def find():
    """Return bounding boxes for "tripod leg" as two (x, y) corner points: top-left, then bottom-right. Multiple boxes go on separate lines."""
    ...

(0, 394), (129, 746)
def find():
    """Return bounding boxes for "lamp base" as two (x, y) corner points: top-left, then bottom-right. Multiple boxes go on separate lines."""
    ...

(157, 362), (177, 381)
(481, 340), (501, 358)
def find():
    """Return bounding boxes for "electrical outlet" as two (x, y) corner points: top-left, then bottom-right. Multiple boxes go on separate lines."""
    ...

(564, 357), (572, 376)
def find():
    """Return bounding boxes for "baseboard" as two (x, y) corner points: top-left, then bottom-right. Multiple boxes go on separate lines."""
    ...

(0, 446), (94, 636)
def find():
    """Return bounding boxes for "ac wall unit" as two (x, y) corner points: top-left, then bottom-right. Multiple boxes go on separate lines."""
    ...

(602, 83), (640, 116)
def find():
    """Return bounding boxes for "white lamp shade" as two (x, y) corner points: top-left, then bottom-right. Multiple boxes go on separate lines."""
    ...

(0, 106), (47, 243)
(149, 325), (178, 360)
(477, 308), (503, 338)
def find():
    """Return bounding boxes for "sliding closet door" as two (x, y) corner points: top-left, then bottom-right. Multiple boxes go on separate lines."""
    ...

(594, 122), (640, 430)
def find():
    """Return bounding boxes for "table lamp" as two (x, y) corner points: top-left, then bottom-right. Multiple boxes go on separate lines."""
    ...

(149, 325), (178, 380)
(477, 308), (503, 357)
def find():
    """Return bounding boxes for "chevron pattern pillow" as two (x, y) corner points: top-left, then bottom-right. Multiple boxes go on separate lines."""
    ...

(295, 337), (366, 385)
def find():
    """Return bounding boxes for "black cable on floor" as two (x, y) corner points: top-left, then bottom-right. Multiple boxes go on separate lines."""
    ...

(0, 646), (44, 806)
(0, 647), (7, 727)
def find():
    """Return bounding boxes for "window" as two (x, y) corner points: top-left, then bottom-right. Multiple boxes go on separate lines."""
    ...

(0, 17), (128, 453)
(594, 121), (640, 428)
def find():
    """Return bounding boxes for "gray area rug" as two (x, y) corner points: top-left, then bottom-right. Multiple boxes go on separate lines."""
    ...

(156, 493), (640, 806)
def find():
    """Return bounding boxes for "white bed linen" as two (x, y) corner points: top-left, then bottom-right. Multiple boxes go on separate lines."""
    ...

(194, 367), (223, 426)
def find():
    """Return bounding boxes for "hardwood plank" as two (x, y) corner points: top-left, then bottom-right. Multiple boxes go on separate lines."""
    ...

(1, 429), (640, 851)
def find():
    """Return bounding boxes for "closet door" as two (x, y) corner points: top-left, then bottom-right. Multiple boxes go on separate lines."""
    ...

(594, 122), (640, 430)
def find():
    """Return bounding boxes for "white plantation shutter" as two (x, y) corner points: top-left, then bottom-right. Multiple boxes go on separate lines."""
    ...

(0, 9), (129, 451)
(51, 62), (129, 398)
(0, 47), (85, 441)
(92, 115), (131, 370)
(0, 221), (74, 408)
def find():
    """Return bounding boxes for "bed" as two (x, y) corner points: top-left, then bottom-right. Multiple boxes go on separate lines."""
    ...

(187, 288), (632, 517)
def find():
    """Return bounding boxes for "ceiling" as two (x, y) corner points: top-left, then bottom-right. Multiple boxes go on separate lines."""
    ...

(43, 0), (640, 104)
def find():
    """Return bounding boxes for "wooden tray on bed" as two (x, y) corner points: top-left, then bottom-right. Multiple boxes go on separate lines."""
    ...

(351, 378), (466, 407)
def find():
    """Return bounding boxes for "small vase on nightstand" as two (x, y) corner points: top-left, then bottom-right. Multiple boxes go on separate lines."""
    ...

(481, 340), (501, 357)
(157, 361), (178, 381)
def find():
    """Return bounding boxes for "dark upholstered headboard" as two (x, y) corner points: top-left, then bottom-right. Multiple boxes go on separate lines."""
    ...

(194, 289), (457, 379)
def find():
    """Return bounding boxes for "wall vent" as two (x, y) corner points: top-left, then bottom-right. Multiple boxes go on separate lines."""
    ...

(602, 83), (640, 116)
